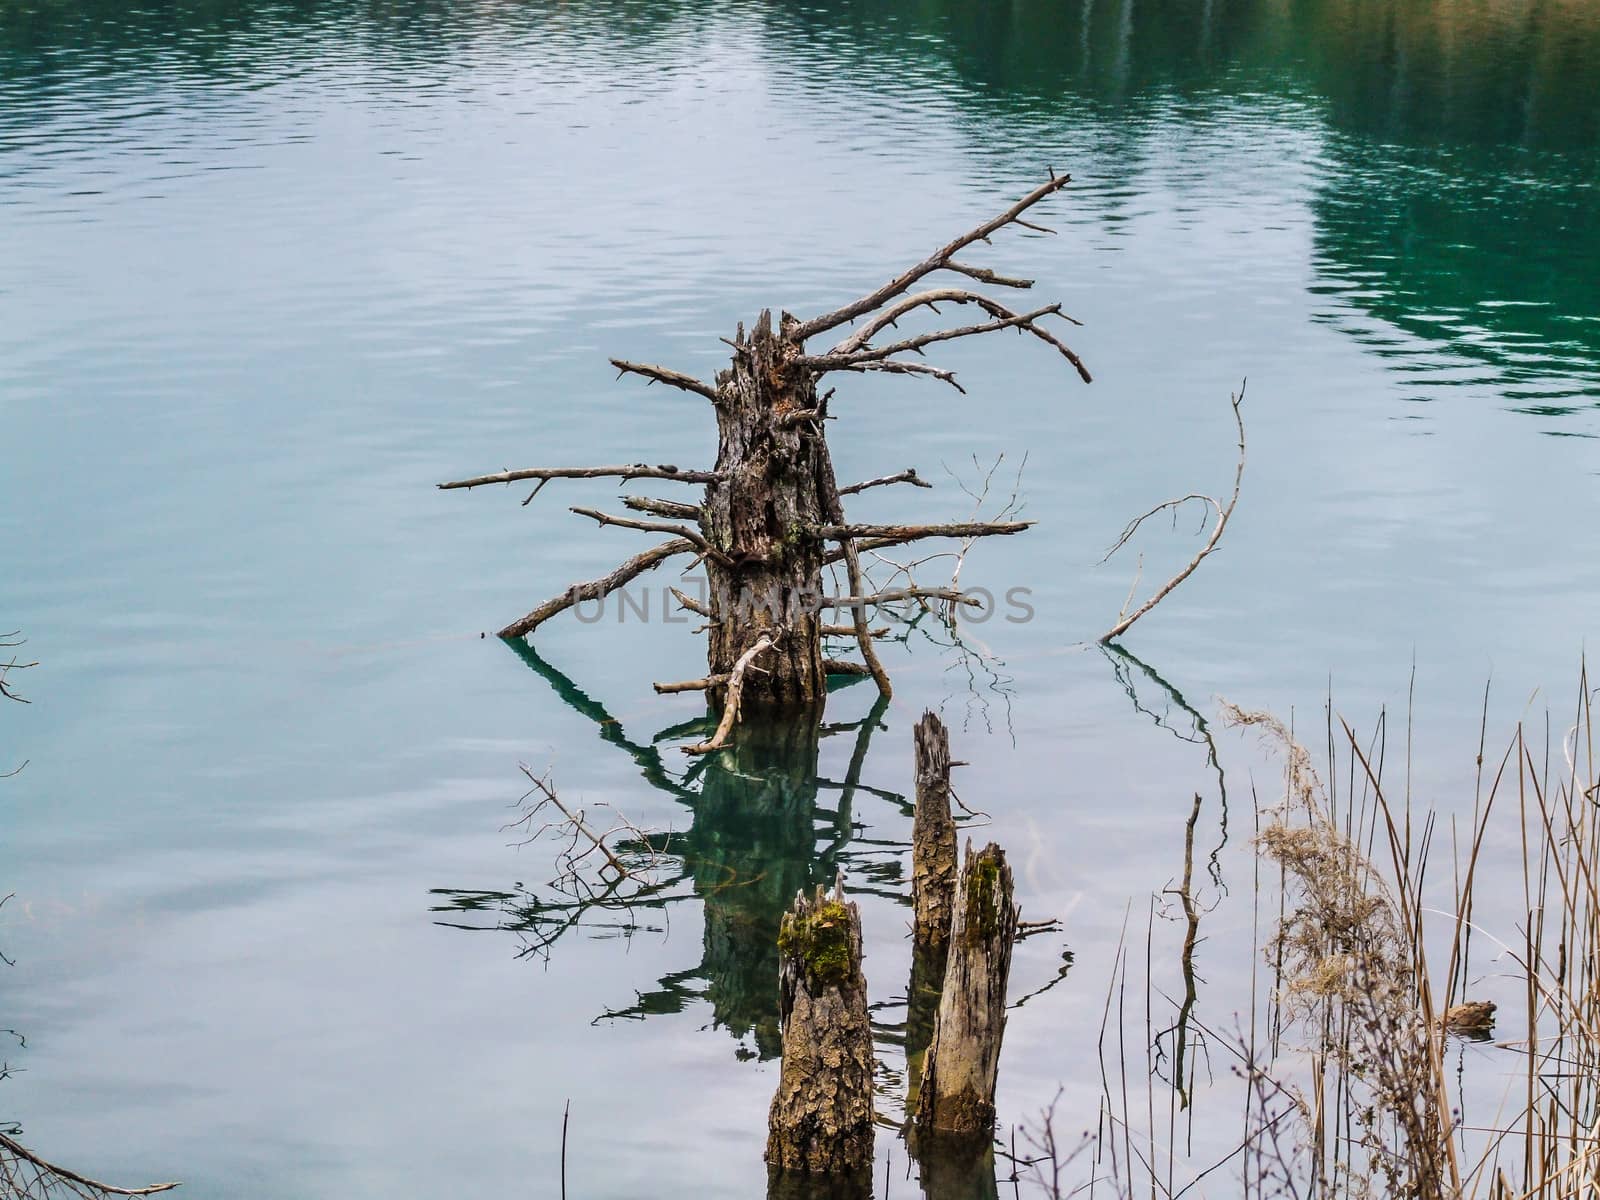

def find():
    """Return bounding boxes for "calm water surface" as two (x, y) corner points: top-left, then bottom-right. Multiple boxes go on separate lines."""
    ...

(2, 2), (1598, 1195)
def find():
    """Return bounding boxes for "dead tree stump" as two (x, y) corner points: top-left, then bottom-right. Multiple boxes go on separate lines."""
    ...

(440, 174), (1091, 744)
(912, 711), (958, 947)
(907, 710), (959, 1110)
(766, 881), (875, 1178)
(914, 841), (1018, 1140)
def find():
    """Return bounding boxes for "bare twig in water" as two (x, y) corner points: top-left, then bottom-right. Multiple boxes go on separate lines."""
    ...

(1099, 385), (1245, 644)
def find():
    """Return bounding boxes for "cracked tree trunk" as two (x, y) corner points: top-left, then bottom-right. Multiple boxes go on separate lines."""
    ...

(704, 310), (829, 711)
(911, 711), (958, 947)
(766, 881), (874, 1181)
(907, 711), (959, 1112)
(914, 841), (1018, 1140)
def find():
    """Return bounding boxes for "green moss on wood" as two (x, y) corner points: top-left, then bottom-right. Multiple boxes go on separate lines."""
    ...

(778, 899), (855, 990)
(963, 853), (1003, 946)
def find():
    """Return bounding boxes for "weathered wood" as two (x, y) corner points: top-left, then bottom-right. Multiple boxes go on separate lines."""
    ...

(497, 539), (695, 639)
(911, 712), (959, 950)
(703, 310), (829, 710)
(766, 880), (875, 1177)
(914, 841), (1018, 1140)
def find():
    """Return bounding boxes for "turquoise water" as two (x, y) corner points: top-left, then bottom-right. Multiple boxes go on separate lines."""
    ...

(2, 2), (1598, 1195)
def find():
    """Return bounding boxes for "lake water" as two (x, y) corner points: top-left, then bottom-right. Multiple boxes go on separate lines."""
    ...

(3, 1), (1598, 1195)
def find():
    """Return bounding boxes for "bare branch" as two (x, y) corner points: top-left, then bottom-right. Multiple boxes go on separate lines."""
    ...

(608, 358), (720, 403)
(1098, 384), (1246, 644)
(814, 421), (894, 698)
(801, 289), (1090, 384)
(0, 1132), (180, 1195)
(822, 587), (980, 609)
(821, 624), (888, 638)
(941, 260), (1034, 289)
(621, 495), (703, 521)
(569, 506), (731, 567)
(498, 538), (695, 639)
(683, 635), (775, 755)
(789, 170), (1072, 343)
(667, 586), (712, 618)
(805, 357), (967, 393)
(810, 520), (1032, 542)
(438, 464), (719, 491)
(514, 765), (631, 877)
(838, 468), (931, 497)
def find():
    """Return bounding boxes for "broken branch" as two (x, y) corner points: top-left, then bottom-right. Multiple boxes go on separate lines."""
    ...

(683, 635), (775, 755)
(498, 538), (695, 639)
(837, 468), (932, 497)
(653, 674), (728, 694)
(622, 495), (703, 521)
(438, 464), (719, 491)
(810, 520), (1032, 542)
(609, 358), (721, 403)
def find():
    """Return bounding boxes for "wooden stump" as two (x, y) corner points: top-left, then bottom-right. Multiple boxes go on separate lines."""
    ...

(766, 880), (875, 1178)
(914, 841), (1018, 1139)
(911, 711), (958, 948)
(907, 711), (958, 1110)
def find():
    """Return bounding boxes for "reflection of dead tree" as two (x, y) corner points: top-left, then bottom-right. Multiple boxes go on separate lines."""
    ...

(478, 766), (673, 963)
(0, 1135), (178, 1198)
(1098, 385), (1245, 644)
(506, 766), (666, 889)
(434, 644), (906, 1055)
(441, 174), (1089, 739)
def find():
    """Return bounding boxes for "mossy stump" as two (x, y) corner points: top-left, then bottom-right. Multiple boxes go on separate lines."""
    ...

(914, 841), (1018, 1140)
(766, 880), (874, 1179)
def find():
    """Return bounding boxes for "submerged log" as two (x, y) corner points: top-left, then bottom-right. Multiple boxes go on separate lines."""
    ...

(914, 842), (1018, 1140)
(766, 880), (875, 1179)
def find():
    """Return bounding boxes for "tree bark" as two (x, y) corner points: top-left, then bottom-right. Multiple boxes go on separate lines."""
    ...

(911, 712), (958, 949)
(914, 842), (1018, 1140)
(704, 310), (829, 710)
(766, 880), (875, 1178)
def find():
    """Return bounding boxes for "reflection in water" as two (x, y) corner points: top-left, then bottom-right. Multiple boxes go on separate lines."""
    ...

(433, 643), (902, 1061)
(1103, 647), (1225, 1114)
(770, 0), (1600, 425)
